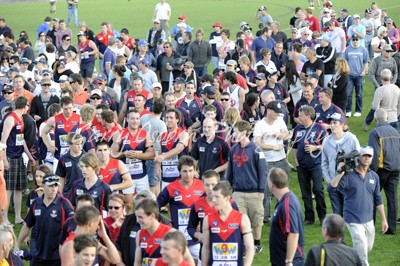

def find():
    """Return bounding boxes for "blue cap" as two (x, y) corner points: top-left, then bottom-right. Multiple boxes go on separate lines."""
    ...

(139, 57), (149, 65)
(138, 40), (148, 46)
(318, 34), (330, 42)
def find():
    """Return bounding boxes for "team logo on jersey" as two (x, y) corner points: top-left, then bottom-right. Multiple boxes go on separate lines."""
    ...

(142, 258), (155, 266)
(228, 223), (239, 229)
(174, 195), (182, 201)
(142, 236), (147, 241)
(50, 210), (58, 218)
(178, 209), (191, 225)
(198, 207), (204, 212)
(212, 147), (218, 153)
(194, 190), (203, 195)
(212, 243), (238, 260)
(130, 231), (136, 238)
(174, 190), (180, 196)
(198, 212), (205, 218)
(140, 242), (147, 248)
(137, 137), (144, 141)
(71, 121), (78, 125)
(92, 191), (98, 198)
(35, 209), (41, 216)
(58, 120), (63, 124)
(110, 169), (118, 173)
(212, 221), (219, 227)
(211, 227), (220, 233)
(154, 238), (162, 244)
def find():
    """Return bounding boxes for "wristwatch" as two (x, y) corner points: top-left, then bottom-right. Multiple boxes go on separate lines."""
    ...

(285, 259), (293, 264)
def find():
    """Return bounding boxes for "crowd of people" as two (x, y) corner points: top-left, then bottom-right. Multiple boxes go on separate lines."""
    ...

(0, 0), (400, 265)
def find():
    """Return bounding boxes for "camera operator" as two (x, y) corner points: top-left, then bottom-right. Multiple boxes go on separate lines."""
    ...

(330, 146), (388, 266)
(321, 112), (360, 216)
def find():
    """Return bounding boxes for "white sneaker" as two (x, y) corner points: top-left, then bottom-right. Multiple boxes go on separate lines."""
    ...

(345, 112), (351, 117)
(353, 112), (361, 117)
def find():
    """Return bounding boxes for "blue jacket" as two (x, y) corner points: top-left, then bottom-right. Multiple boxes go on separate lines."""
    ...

(226, 141), (268, 193)
(368, 122), (400, 172)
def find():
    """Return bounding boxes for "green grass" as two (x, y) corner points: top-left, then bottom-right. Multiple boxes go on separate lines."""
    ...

(3, 0), (400, 265)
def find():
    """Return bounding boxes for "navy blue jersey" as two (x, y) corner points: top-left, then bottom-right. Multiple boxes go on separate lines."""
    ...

(293, 96), (319, 118)
(315, 104), (347, 126)
(59, 215), (76, 245)
(191, 135), (230, 178)
(176, 96), (202, 123)
(24, 194), (74, 261)
(269, 192), (304, 265)
(161, 106), (193, 130)
(72, 124), (97, 153)
(157, 179), (204, 246)
(69, 178), (112, 212)
(56, 151), (84, 198)
(5, 112), (25, 158)
(292, 123), (328, 169)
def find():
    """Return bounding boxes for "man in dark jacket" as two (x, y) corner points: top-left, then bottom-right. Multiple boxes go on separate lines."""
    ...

(368, 108), (400, 234)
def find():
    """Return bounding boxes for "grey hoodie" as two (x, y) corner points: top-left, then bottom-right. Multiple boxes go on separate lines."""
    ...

(321, 131), (360, 183)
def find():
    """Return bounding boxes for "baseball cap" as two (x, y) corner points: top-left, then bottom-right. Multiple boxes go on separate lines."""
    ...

(325, 1), (333, 7)
(35, 57), (47, 65)
(266, 70), (279, 78)
(360, 146), (374, 156)
(226, 59), (237, 67)
(19, 57), (29, 64)
(139, 57), (149, 65)
(41, 78), (52, 85)
(386, 18), (393, 24)
(53, 18), (60, 22)
(42, 69), (51, 75)
(138, 40), (148, 46)
(2, 85), (14, 92)
(8, 66), (20, 73)
(152, 82), (162, 90)
(153, 18), (160, 24)
(337, 17), (344, 23)
(79, 21), (87, 27)
(382, 44), (394, 52)
(328, 112), (345, 123)
(95, 73), (107, 81)
(255, 73), (266, 80)
(340, 8), (348, 13)
(77, 31), (86, 36)
(291, 28), (299, 33)
(242, 26), (252, 31)
(239, 21), (249, 29)
(202, 85), (216, 96)
(258, 6), (267, 11)
(43, 174), (60, 186)
(120, 28), (129, 34)
(59, 75), (68, 83)
(236, 39), (244, 49)
(365, 8), (373, 14)
(323, 7), (330, 13)
(354, 14), (361, 19)
(267, 101), (284, 113)
(318, 34), (330, 42)
(90, 89), (103, 97)
(174, 76), (186, 84)
(178, 14), (186, 20)
(213, 22), (222, 28)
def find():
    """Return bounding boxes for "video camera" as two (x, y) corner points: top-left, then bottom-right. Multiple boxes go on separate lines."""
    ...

(336, 150), (360, 173)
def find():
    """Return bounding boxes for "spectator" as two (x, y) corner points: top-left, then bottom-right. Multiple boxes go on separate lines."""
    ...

(268, 167), (305, 266)
(344, 36), (369, 118)
(315, 34), (336, 88)
(187, 28), (211, 77)
(328, 57), (349, 112)
(305, 214), (362, 266)
(251, 26), (276, 67)
(104, 194), (126, 243)
(368, 108), (400, 234)
(348, 14), (366, 47)
(330, 146), (388, 265)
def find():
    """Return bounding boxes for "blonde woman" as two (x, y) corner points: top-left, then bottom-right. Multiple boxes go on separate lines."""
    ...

(327, 57), (349, 112)
(65, 51), (80, 73)
(223, 107), (241, 145)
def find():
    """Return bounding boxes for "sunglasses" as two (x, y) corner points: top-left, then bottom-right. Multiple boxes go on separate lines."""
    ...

(91, 97), (102, 100)
(352, 39), (359, 41)
(65, 39), (71, 41)
(108, 206), (121, 210)
(42, 84), (51, 87)
(3, 91), (13, 95)
(220, 98), (230, 101)
(40, 35), (46, 37)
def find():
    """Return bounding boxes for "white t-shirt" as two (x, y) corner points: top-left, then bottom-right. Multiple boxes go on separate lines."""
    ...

(154, 2), (171, 20)
(371, 36), (392, 58)
(253, 118), (287, 162)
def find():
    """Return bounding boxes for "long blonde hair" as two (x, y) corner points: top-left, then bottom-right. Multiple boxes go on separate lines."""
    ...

(335, 58), (350, 75)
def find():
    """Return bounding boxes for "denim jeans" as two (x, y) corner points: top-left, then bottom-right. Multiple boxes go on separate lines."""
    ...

(194, 66), (207, 78)
(346, 75), (364, 113)
(297, 166), (327, 222)
(67, 7), (78, 27)
(211, 56), (219, 70)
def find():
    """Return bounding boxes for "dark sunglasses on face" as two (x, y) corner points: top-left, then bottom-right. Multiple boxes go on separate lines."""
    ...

(3, 91), (13, 95)
(108, 206), (121, 210)
(220, 98), (230, 101)
(91, 97), (102, 100)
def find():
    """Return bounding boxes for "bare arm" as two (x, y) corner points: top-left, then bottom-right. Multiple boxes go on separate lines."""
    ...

(60, 242), (74, 266)
(201, 216), (210, 265)
(109, 161), (133, 192)
(118, 93), (128, 125)
(242, 214), (255, 266)
(286, 233), (299, 264)
(376, 204), (389, 233)
(134, 230), (142, 266)
(291, 149), (299, 166)
(239, 88), (245, 112)
(98, 219), (121, 264)
(40, 117), (56, 154)
(1, 116), (14, 169)
(111, 132), (124, 159)
(154, 131), (189, 163)
(16, 224), (32, 250)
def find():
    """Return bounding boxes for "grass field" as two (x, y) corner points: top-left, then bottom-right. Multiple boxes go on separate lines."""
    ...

(2, 0), (400, 265)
